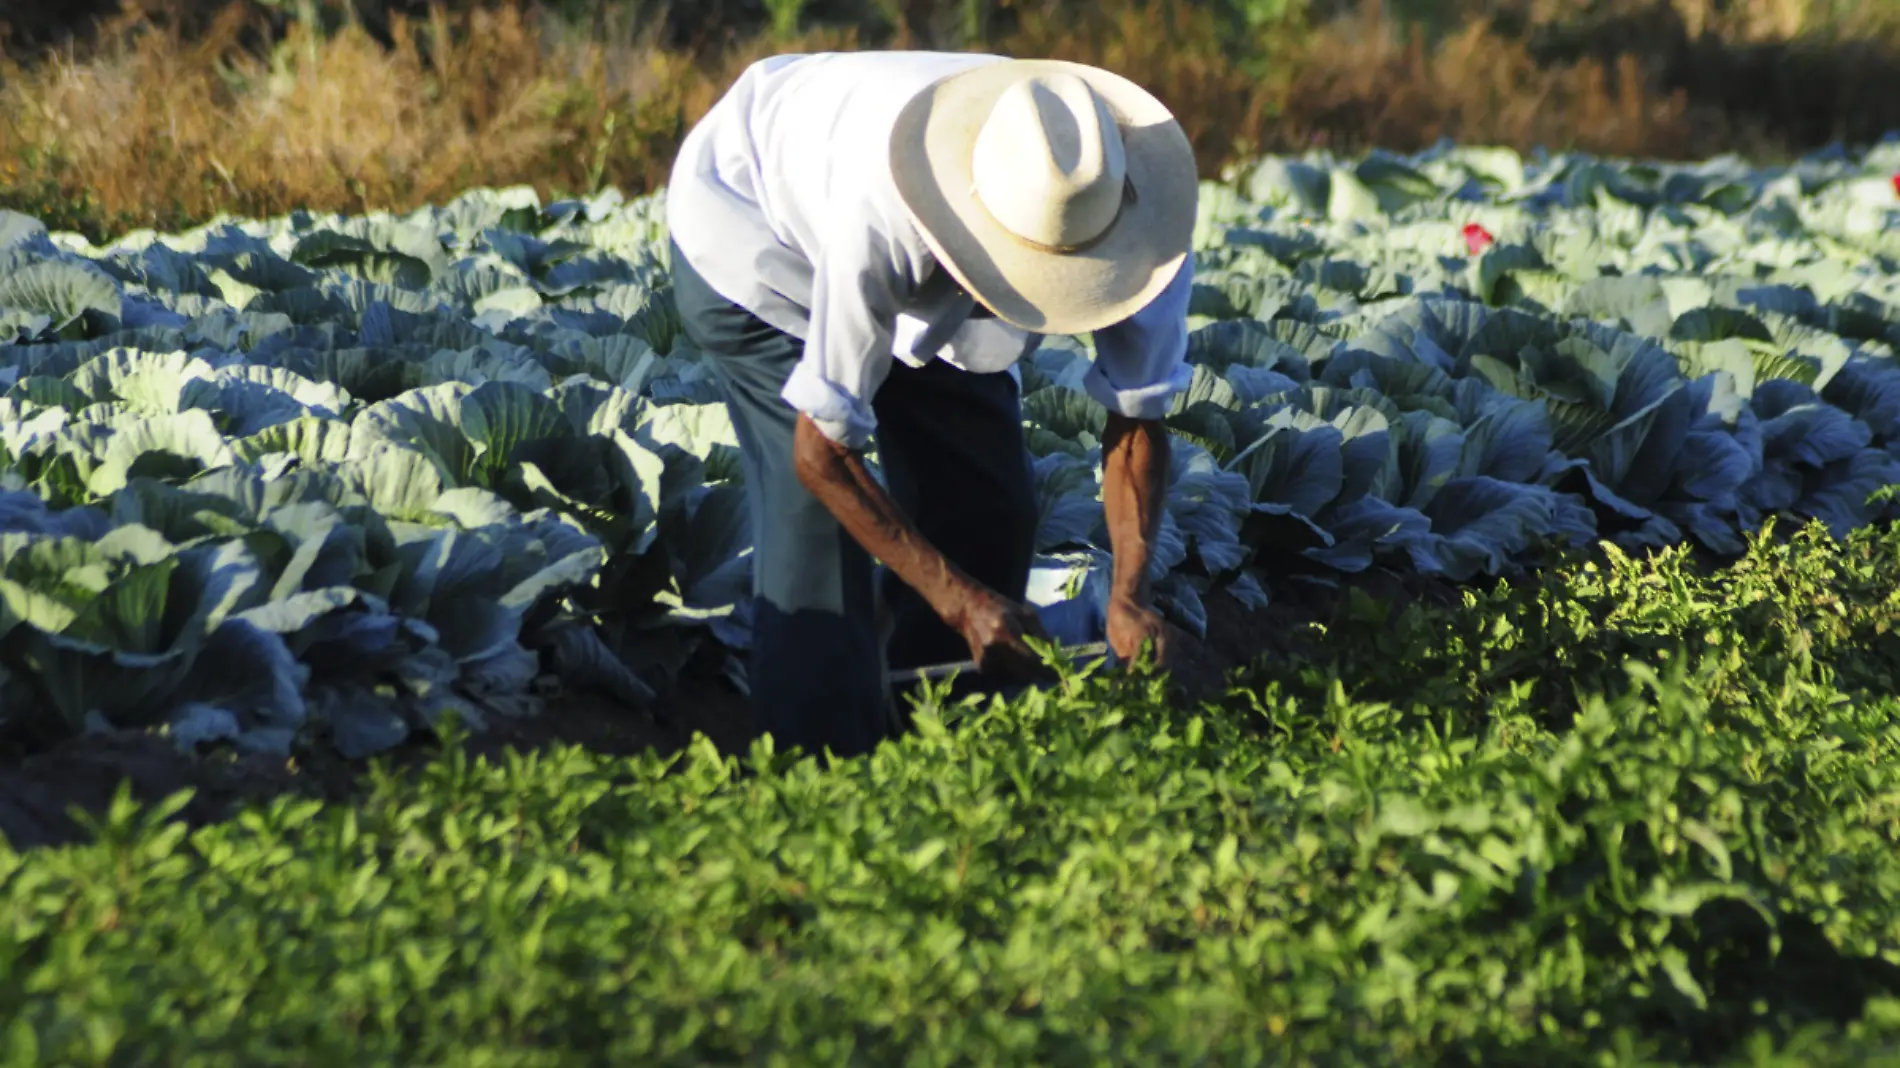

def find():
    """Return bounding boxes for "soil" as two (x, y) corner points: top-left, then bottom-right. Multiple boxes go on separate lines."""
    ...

(0, 569), (1465, 853)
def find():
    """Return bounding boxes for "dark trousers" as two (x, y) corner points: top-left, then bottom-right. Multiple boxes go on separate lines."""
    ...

(669, 241), (1039, 759)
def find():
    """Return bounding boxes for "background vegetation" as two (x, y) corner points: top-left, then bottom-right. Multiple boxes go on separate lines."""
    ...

(2, 0), (1899, 242)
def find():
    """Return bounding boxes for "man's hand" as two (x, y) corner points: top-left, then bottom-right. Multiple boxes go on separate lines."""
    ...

(946, 585), (1053, 682)
(1107, 594), (1174, 667)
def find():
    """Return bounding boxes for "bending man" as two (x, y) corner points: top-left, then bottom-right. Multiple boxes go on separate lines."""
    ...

(666, 51), (1197, 758)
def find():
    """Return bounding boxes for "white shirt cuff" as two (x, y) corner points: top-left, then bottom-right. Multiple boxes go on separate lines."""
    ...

(1081, 359), (1194, 420)
(782, 360), (877, 449)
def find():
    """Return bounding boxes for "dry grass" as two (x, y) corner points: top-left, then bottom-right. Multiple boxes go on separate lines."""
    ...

(1268, 10), (1697, 158)
(1, 0), (1896, 241)
(0, 5), (697, 233)
(1005, 0), (1702, 162)
(0, 3), (868, 235)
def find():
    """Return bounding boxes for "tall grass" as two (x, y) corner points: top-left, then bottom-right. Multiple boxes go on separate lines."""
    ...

(1, 0), (1895, 242)
(0, 4), (735, 236)
(1005, 1), (1696, 166)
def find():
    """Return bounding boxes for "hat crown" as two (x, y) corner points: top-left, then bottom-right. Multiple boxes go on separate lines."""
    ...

(969, 72), (1128, 251)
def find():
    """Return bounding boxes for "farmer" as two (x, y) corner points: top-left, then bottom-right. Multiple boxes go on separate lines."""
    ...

(665, 51), (1197, 758)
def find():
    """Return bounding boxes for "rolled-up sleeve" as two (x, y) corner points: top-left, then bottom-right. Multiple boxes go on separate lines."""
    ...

(780, 224), (911, 449)
(1084, 252), (1195, 419)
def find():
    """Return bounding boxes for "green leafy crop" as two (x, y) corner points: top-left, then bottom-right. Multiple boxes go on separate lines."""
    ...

(7, 520), (1900, 1063)
(3, 139), (1900, 780)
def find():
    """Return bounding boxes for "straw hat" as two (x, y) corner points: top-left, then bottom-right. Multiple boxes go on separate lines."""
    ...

(890, 59), (1198, 336)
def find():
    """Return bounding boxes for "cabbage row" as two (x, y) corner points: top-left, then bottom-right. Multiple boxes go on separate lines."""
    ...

(3, 139), (1900, 758)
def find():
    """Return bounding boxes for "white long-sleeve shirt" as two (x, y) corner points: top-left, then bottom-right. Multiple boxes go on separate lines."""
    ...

(665, 50), (1194, 449)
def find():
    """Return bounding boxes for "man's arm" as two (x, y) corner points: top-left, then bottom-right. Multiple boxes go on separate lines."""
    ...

(1086, 256), (1196, 667)
(784, 220), (1053, 679)
(792, 413), (1050, 679)
(1101, 412), (1175, 665)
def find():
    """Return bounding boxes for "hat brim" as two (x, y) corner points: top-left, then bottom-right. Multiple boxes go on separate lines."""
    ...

(890, 59), (1199, 337)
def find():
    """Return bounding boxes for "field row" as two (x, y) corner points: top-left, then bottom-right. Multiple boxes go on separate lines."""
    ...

(1, 142), (1899, 757)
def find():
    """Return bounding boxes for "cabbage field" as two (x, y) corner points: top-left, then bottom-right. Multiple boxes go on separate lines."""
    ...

(5, 141), (1900, 760)
(8, 141), (1900, 1062)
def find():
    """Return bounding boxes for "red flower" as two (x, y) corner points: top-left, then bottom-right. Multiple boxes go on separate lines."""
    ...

(1463, 223), (1495, 256)
(1891, 173), (1900, 199)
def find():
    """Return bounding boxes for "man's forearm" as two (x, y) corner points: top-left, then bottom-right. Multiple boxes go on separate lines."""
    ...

(1102, 412), (1170, 605)
(791, 413), (976, 621)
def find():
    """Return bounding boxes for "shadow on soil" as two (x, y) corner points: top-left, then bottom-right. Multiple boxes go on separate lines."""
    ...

(0, 670), (758, 853)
